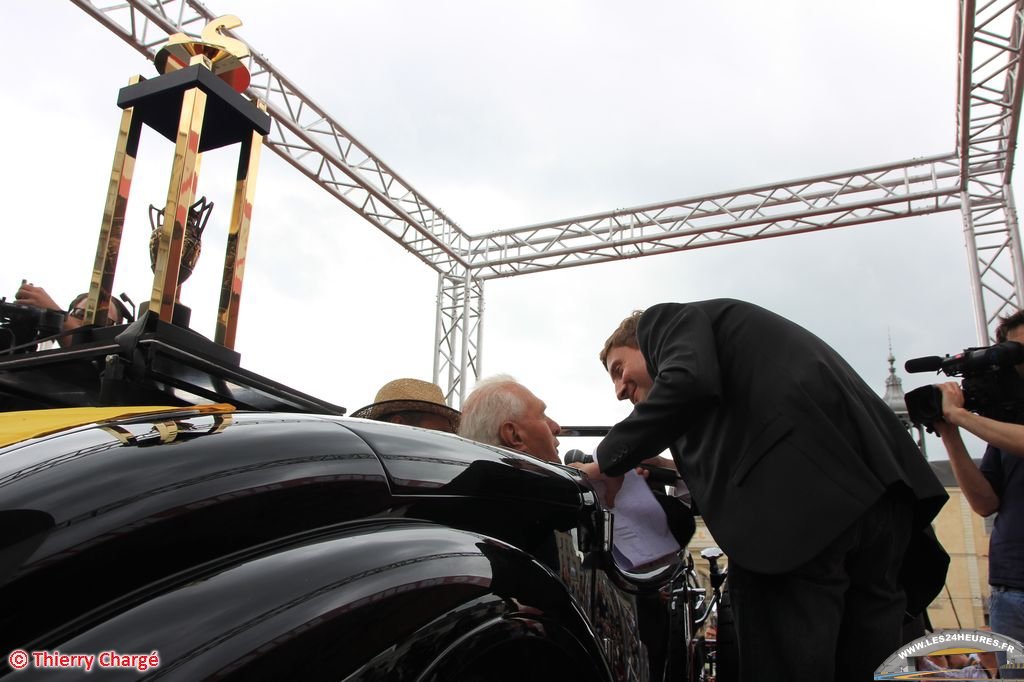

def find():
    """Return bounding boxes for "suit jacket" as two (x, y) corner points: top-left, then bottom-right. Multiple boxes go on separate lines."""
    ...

(596, 299), (948, 579)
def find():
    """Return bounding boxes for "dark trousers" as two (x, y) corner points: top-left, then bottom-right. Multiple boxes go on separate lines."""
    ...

(726, 490), (913, 682)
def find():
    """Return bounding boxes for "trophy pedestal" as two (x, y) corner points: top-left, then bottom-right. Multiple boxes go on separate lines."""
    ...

(138, 301), (192, 328)
(117, 64), (270, 153)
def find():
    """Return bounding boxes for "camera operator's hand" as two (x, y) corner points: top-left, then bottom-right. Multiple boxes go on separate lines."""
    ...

(568, 460), (624, 508)
(14, 283), (61, 312)
(934, 382), (969, 436)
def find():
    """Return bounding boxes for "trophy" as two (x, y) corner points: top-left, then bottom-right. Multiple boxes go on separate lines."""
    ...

(142, 197), (214, 327)
(148, 197), (213, 286)
(0, 15), (346, 415)
(84, 16), (270, 349)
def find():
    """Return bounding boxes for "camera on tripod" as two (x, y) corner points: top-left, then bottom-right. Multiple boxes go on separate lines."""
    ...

(904, 341), (1024, 426)
(0, 299), (65, 354)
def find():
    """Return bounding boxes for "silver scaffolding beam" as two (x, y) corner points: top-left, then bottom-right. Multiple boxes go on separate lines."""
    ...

(69, 0), (1024, 403)
(466, 155), (964, 279)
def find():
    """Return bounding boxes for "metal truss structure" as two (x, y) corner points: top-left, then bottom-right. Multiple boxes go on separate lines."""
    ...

(957, 0), (1024, 342)
(70, 0), (1024, 405)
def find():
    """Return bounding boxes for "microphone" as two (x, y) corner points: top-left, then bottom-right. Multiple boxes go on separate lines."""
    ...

(119, 292), (137, 323)
(563, 448), (681, 484)
(904, 356), (944, 373)
(563, 449), (591, 465)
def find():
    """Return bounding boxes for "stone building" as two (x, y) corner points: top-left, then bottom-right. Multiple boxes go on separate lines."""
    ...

(926, 460), (993, 628)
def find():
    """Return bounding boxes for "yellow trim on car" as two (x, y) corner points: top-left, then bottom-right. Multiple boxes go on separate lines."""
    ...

(0, 404), (237, 448)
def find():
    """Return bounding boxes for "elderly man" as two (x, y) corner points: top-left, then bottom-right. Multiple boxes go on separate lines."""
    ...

(351, 378), (460, 433)
(460, 374), (690, 560)
(458, 374), (560, 461)
(460, 373), (687, 679)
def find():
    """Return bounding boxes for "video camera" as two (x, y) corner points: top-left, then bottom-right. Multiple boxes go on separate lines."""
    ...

(0, 299), (65, 355)
(904, 341), (1024, 426)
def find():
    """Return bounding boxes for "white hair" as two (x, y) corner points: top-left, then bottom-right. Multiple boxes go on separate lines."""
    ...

(458, 374), (526, 446)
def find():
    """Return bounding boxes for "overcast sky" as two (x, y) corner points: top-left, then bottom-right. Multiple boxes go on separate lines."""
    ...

(2, 1), (1005, 458)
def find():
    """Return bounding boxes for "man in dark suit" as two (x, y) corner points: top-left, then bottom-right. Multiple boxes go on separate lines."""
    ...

(589, 300), (948, 682)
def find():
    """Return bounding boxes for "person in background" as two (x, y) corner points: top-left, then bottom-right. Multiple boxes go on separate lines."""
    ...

(933, 309), (1024, 662)
(350, 378), (460, 433)
(15, 283), (127, 348)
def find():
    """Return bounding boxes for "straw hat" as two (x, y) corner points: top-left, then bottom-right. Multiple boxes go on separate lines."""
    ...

(350, 378), (460, 429)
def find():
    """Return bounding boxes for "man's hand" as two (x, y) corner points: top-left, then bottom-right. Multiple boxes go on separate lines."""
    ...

(938, 380), (965, 410)
(567, 460), (625, 508)
(929, 382), (963, 438)
(14, 283), (61, 312)
(936, 380), (1024, 459)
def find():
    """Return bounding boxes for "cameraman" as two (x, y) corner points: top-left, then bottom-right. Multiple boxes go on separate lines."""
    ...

(14, 283), (126, 348)
(13, 282), (68, 349)
(933, 309), (1024, 650)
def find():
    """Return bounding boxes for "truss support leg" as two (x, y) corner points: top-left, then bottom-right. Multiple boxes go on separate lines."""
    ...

(1006, 184), (1024, 306)
(960, 184), (1024, 344)
(433, 270), (484, 408)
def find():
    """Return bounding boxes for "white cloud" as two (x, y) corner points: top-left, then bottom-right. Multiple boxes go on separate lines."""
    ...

(0, 0), (1000, 461)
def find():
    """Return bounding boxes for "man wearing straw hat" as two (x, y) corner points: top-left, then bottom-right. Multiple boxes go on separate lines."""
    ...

(351, 378), (461, 434)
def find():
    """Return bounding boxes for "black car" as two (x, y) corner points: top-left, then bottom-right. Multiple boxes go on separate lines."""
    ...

(0, 34), (718, 675)
(0, 401), (721, 681)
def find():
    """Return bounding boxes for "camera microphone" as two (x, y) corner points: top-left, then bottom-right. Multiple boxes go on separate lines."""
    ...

(945, 342), (1024, 374)
(905, 342), (1024, 375)
(904, 356), (944, 373)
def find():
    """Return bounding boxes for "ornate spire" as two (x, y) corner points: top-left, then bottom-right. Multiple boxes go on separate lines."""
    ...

(883, 333), (912, 428)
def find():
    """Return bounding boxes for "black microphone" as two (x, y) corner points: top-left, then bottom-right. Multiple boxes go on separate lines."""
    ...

(563, 449), (592, 465)
(119, 292), (137, 323)
(563, 448), (681, 484)
(905, 356), (944, 373)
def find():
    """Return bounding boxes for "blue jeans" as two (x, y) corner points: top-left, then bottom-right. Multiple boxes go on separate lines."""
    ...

(990, 586), (1024, 670)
